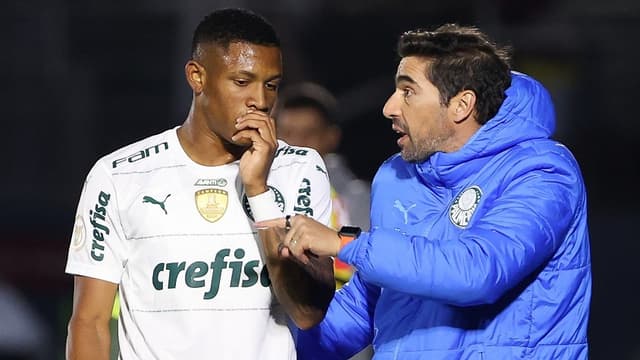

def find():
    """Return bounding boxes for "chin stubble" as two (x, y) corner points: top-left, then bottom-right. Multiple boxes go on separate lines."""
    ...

(401, 121), (454, 163)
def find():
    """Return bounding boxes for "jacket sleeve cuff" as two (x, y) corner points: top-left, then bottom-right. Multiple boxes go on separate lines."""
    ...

(337, 231), (370, 266)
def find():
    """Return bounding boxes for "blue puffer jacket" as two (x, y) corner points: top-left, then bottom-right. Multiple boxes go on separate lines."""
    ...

(296, 72), (591, 359)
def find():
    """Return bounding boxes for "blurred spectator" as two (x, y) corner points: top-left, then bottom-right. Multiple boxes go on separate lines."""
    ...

(276, 82), (371, 284)
(275, 83), (373, 360)
(276, 82), (371, 228)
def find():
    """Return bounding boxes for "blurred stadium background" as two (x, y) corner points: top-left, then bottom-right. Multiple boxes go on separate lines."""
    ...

(1, 0), (639, 359)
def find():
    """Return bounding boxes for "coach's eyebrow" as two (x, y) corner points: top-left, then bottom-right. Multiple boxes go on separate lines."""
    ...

(395, 74), (418, 86)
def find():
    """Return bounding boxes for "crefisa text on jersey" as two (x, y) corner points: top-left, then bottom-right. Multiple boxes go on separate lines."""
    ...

(89, 191), (111, 261)
(274, 145), (308, 158)
(112, 142), (169, 168)
(294, 178), (313, 216)
(152, 248), (271, 300)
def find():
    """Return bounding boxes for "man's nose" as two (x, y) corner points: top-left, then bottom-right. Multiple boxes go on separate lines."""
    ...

(382, 91), (399, 120)
(247, 87), (268, 112)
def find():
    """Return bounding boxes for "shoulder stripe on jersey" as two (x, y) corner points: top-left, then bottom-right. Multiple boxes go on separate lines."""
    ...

(130, 307), (271, 313)
(112, 164), (187, 176)
(129, 232), (257, 241)
(270, 160), (309, 171)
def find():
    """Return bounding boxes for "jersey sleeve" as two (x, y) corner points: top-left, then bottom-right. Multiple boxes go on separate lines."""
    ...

(65, 159), (128, 284)
(288, 150), (332, 227)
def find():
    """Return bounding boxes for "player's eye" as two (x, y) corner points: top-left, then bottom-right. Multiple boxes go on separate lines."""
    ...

(265, 82), (279, 91)
(234, 79), (249, 87)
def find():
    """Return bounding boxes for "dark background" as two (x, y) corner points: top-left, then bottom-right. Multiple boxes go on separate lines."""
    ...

(1, 0), (639, 359)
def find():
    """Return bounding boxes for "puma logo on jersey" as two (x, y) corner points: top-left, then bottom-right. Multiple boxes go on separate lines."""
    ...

(151, 248), (271, 300)
(394, 200), (416, 224)
(143, 194), (171, 214)
(315, 165), (328, 177)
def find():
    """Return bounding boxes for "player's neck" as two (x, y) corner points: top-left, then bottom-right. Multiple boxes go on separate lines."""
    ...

(178, 115), (243, 166)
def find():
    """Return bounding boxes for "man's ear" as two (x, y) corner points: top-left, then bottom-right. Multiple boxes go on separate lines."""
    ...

(185, 60), (205, 93)
(449, 90), (476, 124)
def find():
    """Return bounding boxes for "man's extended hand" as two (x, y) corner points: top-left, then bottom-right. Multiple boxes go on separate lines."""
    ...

(258, 215), (341, 264)
(233, 110), (278, 196)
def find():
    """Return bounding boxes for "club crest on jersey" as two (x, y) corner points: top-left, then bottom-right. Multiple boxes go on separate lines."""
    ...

(70, 215), (86, 251)
(242, 186), (285, 221)
(449, 186), (482, 228)
(195, 188), (228, 223)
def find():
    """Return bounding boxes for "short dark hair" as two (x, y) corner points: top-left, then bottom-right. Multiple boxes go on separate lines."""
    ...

(277, 82), (339, 127)
(191, 8), (280, 59)
(398, 24), (511, 125)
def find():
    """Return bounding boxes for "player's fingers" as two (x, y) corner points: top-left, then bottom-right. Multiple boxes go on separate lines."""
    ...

(246, 110), (277, 140)
(237, 110), (270, 126)
(238, 111), (277, 144)
(231, 129), (264, 145)
(235, 119), (276, 147)
(267, 115), (277, 144)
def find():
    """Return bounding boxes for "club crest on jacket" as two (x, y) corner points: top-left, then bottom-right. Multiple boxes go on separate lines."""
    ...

(449, 186), (482, 228)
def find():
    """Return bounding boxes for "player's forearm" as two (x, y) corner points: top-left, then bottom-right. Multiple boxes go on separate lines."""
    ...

(257, 226), (335, 328)
(66, 317), (111, 360)
(266, 256), (335, 329)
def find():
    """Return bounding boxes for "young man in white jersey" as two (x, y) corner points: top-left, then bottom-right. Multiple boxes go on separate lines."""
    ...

(64, 8), (335, 359)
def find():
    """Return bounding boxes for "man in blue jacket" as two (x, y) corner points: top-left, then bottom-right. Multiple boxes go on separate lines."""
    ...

(261, 24), (591, 359)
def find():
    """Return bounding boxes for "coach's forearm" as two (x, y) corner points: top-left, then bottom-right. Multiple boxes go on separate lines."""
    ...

(66, 317), (111, 360)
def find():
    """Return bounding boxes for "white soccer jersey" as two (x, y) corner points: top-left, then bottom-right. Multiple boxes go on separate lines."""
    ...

(65, 127), (332, 360)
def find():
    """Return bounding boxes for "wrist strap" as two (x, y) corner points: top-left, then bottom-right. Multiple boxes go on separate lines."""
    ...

(337, 226), (361, 252)
(338, 233), (356, 251)
(247, 190), (283, 223)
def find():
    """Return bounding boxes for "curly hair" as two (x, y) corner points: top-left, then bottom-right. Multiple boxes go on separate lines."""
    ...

(191, 8), (280, 60)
